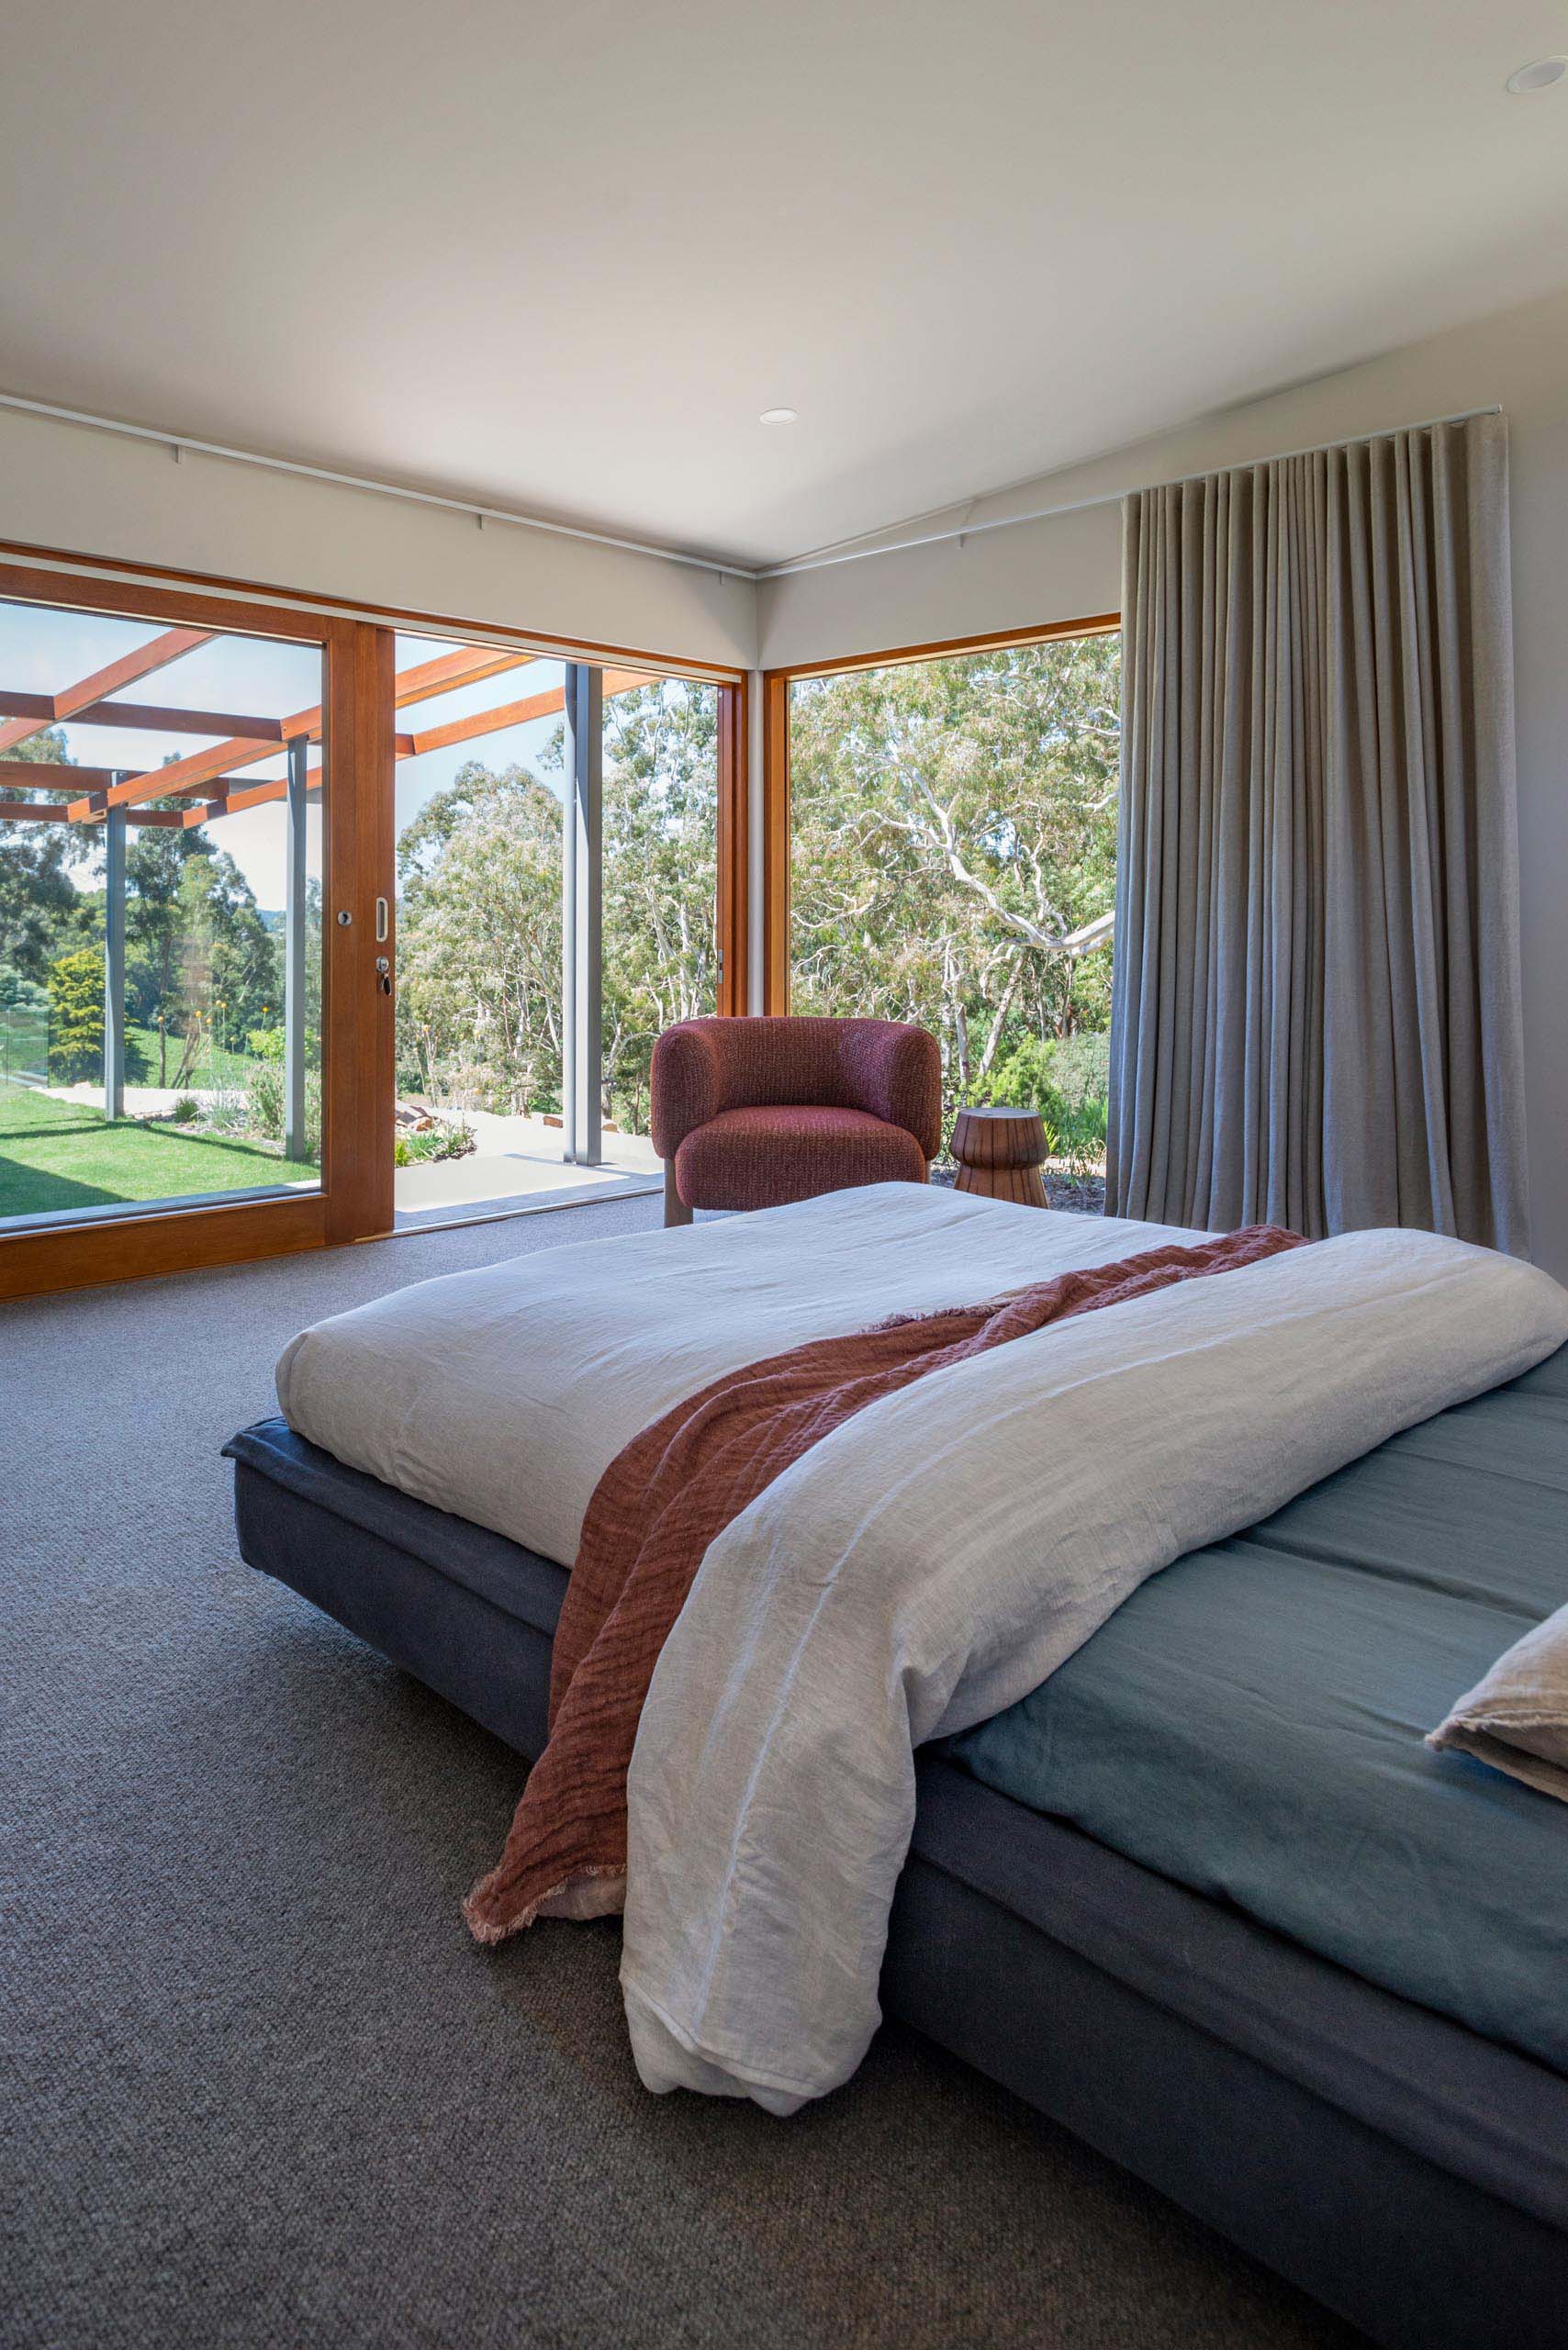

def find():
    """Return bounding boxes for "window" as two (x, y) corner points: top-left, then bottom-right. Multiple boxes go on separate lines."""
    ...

(0, 590), (326, 1233)
(390, 642), (723, 1225)
(778, 624), (1119, 1198)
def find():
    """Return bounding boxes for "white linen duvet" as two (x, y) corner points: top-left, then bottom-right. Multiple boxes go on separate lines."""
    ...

(276, 1186), (1568, 2113)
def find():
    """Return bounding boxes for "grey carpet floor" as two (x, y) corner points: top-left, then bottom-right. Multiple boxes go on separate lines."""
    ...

(1, 1202), (1362, 2350)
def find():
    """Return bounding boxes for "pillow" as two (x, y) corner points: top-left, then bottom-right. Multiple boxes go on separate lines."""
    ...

(1428, 1602), (1568, 1802)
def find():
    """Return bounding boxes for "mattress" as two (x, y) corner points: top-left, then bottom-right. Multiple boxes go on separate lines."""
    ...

(946, 1342), (1568, 2076)
(274, 1182), (1196, 1564)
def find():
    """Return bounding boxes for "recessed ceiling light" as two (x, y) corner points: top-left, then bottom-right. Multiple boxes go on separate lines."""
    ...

(759, 407), (799, 426)
(1506, 56), (1567, 93)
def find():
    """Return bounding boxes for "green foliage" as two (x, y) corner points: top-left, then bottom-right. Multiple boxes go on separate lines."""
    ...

(125, 827), (286, 1084)
(396, 760), (564, 1114)
(989, 1028), (1110, 1116)
(40, 947), (150, 1086)
(790, 635), (1119, 1117)
(0, 728), (93, 982)
(0, 967), (50, 1084)
(599, 682), (719, 1132)
(394, 683), (721, 1133)
(241, 1058), (322, 1158)
(46, 946), (105, 1083)
(1042, 1027), (1111, 1112)
(394, 1116), (475, 1168)
(169, 1094), (200, 1125)
(388, 651), (1117, 1156)
(987, 1029), (1111, 1176)
(245, 1024), (319, 1069)
(0, 968), (49, 1015)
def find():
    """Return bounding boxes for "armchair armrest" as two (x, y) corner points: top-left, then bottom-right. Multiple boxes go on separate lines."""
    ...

(839, 1022), (943, 1160)
(650, 1023), (723, 1158)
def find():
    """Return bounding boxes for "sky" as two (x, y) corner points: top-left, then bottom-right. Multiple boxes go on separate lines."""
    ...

(0, 599), (570, 914)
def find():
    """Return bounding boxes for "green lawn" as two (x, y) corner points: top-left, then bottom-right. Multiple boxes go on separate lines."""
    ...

(0, 1080), (319, 1221)
(124, 1025), (262, 1091)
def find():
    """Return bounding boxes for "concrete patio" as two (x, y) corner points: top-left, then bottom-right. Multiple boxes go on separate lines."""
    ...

(393, 1109), (662, 1225)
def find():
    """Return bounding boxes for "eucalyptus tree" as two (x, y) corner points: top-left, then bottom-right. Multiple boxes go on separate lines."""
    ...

(789, 633), (1120, 1095)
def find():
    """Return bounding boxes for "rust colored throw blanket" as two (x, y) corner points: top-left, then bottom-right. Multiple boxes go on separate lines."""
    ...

(464, 1222), (1302, 1944)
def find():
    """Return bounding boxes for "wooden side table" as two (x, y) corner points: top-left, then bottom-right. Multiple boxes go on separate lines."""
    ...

(950, 1105), (1050, 1207)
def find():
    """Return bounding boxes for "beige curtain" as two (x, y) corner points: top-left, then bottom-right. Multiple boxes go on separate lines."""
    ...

(1106, 414), (1529, 1253)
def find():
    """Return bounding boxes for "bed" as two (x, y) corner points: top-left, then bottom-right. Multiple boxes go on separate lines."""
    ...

(225, 1187), (1568, 2350)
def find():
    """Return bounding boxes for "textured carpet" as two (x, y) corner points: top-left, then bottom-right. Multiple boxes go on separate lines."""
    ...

(1, 1202), (1361, 2350)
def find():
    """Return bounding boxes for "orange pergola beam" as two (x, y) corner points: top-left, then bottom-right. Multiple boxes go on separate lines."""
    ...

(0, 760), (123, 792)
(67, 653), (664, 822)
(393, 644), (536, 707)
(406, 668), (657, 757)
(0, 692), (286, 742)
(257, 645), (542, 762)
(0, 625), (211, 756)
(407, 684), (574, 758)
(68, 734), (277, 820)
(189, 768), (324, 826)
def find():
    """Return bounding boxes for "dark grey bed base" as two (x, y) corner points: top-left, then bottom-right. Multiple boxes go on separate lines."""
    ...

(227, 1416), (1568, 2350)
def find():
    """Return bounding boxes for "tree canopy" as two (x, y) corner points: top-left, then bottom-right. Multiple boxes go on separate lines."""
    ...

(395, 680), (719, 1127)
(789, 633), (1119, 1098)
(0, 727), (92, 982)
(390, 643), (1119, 1142)
(1, 734), (297, 1090)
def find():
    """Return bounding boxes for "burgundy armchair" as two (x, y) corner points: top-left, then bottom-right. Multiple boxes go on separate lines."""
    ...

(651, 1016), (943, 1225)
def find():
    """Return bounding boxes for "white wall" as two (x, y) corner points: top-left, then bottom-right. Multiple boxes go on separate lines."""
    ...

(0, 406), (759, 674)
(757, 285), (1568, 1279)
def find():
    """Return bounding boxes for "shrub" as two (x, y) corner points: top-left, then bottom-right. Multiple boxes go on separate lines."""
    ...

(986, 1027), (1111, 1172)
(46, 948), (105, 1083)
(169, 1095), (200, 1125)
(0, 969), (49, 1015)
(1047, 1028), (1111, 1113)
(241, 1059), (321, 1158)
(987, 1035), (1057, 1113)
(395, 1115), (476, 1168)
(246, 1058), (285, 1138)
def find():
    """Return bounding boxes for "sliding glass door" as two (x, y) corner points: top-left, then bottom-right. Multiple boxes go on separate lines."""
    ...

(0, 605), (327, 1231)
(0, 554), (745, 1289)
(389, 640), (722, 1228)
(0, 565), (393, 1297)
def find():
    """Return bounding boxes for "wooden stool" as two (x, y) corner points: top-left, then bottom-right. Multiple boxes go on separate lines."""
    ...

(950, 1105), (1050, 1207)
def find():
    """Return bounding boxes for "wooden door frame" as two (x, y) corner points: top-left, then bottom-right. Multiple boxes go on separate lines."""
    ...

(715, 673), (748, 1019)
(759, 612), (1120, 1014)
(0, 561), (394, 1300)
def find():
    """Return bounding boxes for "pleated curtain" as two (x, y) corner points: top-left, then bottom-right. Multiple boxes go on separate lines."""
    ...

(1106, 414), (1529, 1253)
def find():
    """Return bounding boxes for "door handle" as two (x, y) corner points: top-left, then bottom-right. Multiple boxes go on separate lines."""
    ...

(375, 897), (389, 943)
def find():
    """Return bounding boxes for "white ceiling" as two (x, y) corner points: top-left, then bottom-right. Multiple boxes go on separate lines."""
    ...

(2, 0), (1566, 570)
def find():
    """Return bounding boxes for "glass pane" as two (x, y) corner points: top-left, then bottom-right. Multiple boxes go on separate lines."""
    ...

(0, 594), (324, 1230)
(789, 632), (1120, 1207)
(392, 638), (574, 1222)
(601, 676), (718, 1144)
(389, 643), (703, 1226)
